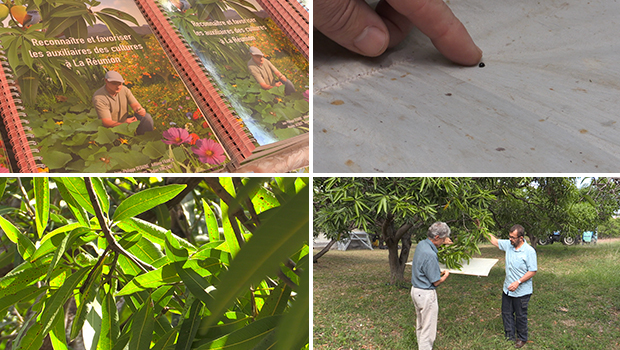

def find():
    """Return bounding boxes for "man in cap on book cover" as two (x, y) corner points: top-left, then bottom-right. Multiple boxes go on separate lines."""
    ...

(247, 46), (296, 95)
(92, 71), (154, 135)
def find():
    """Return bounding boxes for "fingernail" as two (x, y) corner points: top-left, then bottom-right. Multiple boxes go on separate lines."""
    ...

(353, 26), (387, 57)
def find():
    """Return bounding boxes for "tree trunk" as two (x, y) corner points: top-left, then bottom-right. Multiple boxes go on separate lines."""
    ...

(313, 239), (336, 263)
(383, 215), (414, 284)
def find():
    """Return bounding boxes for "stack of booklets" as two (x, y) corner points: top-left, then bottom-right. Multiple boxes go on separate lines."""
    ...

(0, 0), (309, 173)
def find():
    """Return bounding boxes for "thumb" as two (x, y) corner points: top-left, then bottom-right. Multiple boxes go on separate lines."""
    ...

(315, 0), (389, 57)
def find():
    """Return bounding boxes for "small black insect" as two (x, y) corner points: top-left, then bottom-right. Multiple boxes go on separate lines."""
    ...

(479, 62), (485, 68)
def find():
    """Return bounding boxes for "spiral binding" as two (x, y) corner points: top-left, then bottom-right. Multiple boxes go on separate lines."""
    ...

(133, 0), (257, 168)
(255, 0), (309, 60)
(0, 48), (39, 172)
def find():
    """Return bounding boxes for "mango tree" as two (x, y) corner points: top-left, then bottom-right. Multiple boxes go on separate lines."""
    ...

(0, 176), (308, 350)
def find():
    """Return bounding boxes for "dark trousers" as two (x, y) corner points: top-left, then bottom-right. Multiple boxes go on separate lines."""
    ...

(135, 113), (154, 135)
(502, 292), (531, 342)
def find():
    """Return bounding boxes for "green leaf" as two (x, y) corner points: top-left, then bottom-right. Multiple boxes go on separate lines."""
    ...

(150, 326), (179, 350)
(116, 263), (181, 297)
(117, 217), (196, 252)
(195, 316), (280, 350)
(33, 226), (92, 262)
(45, 227), (90, 283)
(0, 215), (35, 259)
(41, 150), (73, 170)
(113, 184), (186, 222)
(0, 260), (49, 299)
(50, 306), (69, 350)
(165, 230), (189, 262)
(199, 187), (308, 334)
(54, 179), (90, 226)
(99, 290), (120, 350)
(55, 178), (95, 215)
(92, 177), (110, 214)
(219, 178), (240, 257)
(39, 267), (91, 340)
(0, 177), (7, 200)
(71, 262), (103, 339)
(202, 199), (220, 243)
(0, 285), (47, 317)
(34, 177), (50, 239)
(174, 262), (215, 306)
(175, 299), (203, 350)
(256, 281), (292, 320)
(275, 265), (309, 350)
(129, 296), (154, 350)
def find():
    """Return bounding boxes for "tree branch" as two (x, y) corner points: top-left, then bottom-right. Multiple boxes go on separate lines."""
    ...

(84, 178), (154, 273)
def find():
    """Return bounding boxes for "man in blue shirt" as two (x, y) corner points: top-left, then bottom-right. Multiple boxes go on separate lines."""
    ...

(486, 224), (537, 349)
(411, 222), (452, 350)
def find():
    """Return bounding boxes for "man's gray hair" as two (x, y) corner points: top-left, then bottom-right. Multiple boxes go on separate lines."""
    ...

(427, 222), (451, 239)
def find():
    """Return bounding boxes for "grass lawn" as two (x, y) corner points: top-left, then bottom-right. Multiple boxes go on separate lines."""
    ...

(313, 240), (620, 350)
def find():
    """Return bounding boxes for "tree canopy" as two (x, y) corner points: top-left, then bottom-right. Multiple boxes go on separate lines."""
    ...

(0, 177), (308, 350)
(313, 177), (620, 283)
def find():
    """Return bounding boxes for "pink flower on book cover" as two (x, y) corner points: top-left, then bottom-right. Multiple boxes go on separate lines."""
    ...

(192, 139), (225, 165)
(303, 90), (309, 102)
(0, 166), (9, 173)
(162, 127), (192, 145)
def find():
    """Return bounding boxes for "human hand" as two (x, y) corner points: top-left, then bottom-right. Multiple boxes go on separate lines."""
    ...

(441, 270), (450, 278)
(275, 82), (283, 87)
(508, 281), (520, 292)
(314, 0), (482, 66)
(126, 116), (138, 124)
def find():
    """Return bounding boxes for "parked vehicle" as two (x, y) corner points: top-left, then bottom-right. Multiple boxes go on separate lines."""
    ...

(538, 231), (576, 246)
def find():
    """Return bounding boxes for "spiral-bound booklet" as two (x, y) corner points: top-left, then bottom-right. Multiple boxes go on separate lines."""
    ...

(0, 0), (308, 173)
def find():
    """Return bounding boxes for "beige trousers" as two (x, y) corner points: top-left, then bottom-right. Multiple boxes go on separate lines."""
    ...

(411, 287), (438, 350)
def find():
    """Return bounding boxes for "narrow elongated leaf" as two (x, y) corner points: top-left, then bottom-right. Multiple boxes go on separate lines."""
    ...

(46, 227), (90, 282)
(129, 296), (154, 350)
(34, 177), (50, 239)
(50, 307), (69, 350)
(53, 179), (89, 226)
(0, 260), (49, 299)
(165, 230), (188, 262)
(199, 188), (308, 334)
(195, 312), (250, 344)
(71, 262), (103, 339)
(175, 262), (215, 306)
(13, 312), (47, 350)
(256, 282), (292, 320)
(0, 215), (35, 259)
(92, 177), (110, 214)
(219, 178), (240, 257)
(116, 263), (181, 297)
(0, 178), (7, 200)
(98, 290), (120, 350)
(113, 185), (186, 222)
(195, 316), (280, 350)
(56, 178), (95, 215)
(150, 326), (179, 350)
(117, 217), (196, 251)
(175, 299), (203, 350)
(202, 199), (219, 243)
(275, 265), (309, 350)
(126, 237), (165, 265)
(39, 267), (91, 337)
(0, 285), (47, 317)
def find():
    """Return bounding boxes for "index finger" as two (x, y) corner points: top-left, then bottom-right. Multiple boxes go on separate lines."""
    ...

(387, 0), (482, 66)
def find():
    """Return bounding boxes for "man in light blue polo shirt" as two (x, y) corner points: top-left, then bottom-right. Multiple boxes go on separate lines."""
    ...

(486, 224), (537, 349)
(411, 222), (453, 350)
